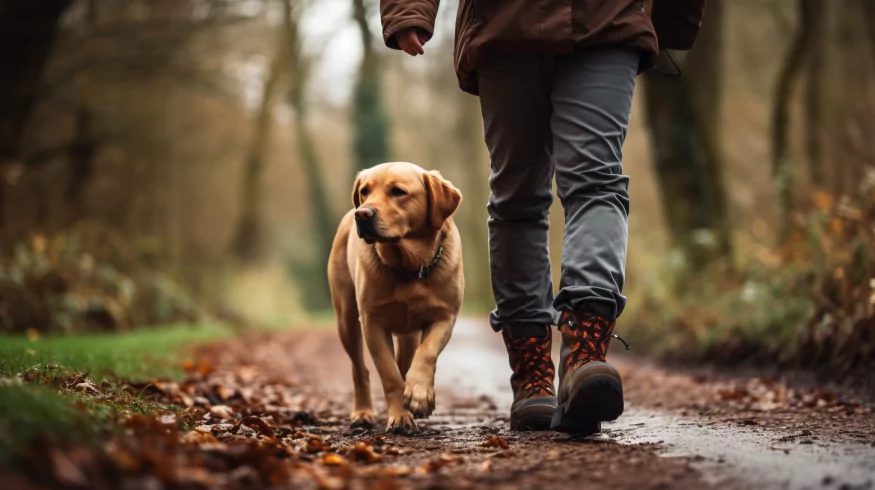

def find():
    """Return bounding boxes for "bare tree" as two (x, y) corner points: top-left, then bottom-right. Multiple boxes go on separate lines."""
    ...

(803, 1), (827, 188)
(231, 12), (288, 263)
(772, 0), (820, 242)
(0, 0), (73, 231)
(643, 0), (732, 270)
(351, 0), (390, 175)
(285, 0), (334, 309)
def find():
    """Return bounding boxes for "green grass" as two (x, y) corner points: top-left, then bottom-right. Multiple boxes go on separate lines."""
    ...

(0, 384), (106, 460)
(0, 323), (231, 380)
(0, 323), (231, 461)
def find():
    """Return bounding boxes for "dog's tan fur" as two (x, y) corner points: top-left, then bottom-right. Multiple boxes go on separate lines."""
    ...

(328, 162), (464, 431)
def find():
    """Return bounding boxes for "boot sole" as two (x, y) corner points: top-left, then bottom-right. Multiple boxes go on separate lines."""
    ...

(550, 372), (624, 435)
(510, 399), (556, 431)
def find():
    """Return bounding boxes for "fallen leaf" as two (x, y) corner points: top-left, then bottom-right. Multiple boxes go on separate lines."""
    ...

(322, 453), (347, 466)
(76, 381), (100, 395)
(233, 416), (275, 438)
(210, 405), (234, 420)
(348, 442), (381, 464)
(181, 430), (219, 444)
(216, 385), (235, 401)
(50, 448), (88, 486)
(382, 466), (413, 477)
(175, 467), (214, 486)
(482, 435), (509, 449)
(717, 388), (749, 401)
(306, 437), (331, 453)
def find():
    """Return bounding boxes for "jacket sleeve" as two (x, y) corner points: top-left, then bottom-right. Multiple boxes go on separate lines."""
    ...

(380, 0), (440, 50)
(652, 0), (707, 50)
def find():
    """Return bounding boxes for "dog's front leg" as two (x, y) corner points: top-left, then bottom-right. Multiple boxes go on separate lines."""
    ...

(404, 317), (455, 418)
(362, 320), (416, 432)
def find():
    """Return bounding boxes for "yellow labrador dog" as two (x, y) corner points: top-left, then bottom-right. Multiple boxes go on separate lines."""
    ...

(327, 162), (464, 432)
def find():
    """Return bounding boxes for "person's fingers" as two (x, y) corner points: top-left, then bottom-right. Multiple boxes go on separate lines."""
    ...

(399, 38), (413, 55)
(398, 29), (424, 56)
(411, 36), (424, 55)
(416, 30), (429, 45)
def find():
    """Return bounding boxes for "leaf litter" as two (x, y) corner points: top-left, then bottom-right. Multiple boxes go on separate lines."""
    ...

(6, 330), (875, 489)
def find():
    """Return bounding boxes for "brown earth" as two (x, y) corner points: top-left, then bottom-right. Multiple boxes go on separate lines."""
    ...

(4, 318), (875, 490)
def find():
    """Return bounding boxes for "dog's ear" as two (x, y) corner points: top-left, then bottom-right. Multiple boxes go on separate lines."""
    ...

(424, 171), (462, 229)
(351, 173), (363, 208)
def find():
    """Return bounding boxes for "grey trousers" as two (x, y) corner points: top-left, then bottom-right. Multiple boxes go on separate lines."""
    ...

(478, 48), (639, 334)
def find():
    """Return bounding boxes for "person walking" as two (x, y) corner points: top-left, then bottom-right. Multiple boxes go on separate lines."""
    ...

(379, 0), (706, 434)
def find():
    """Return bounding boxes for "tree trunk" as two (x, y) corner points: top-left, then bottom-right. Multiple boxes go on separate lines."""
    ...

(66, 106), (97, 224)
(859, 0), (875, 69)
(803, 1), (826, 189)
(643, 0), (731, 271)
(231, 35), (286, 264)
(351, 0), (390, 175)
(285, 0), (334, 310)
(772, 0), (819, 242)
(0, 0), (72, 231)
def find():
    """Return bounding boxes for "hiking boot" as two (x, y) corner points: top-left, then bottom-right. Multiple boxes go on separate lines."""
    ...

(502, 325), (557, 431)
(551, 310), (628, 435)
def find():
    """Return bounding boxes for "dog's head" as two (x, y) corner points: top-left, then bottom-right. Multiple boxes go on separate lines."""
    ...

(351, 162), (462, 244)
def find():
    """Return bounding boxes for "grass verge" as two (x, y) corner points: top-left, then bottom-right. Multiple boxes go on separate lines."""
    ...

(0, 323), (231, 461)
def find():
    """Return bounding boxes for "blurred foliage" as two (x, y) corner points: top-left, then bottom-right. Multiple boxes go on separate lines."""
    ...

(0, 228), (202, 334)
(628, 180), (875, 375)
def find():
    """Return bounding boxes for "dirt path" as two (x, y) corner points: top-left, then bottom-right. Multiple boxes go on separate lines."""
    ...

(8, 318), (875, 490)
(282, 319), (875, 490)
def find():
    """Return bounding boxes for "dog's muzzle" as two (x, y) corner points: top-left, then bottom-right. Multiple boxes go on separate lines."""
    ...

(355, 207), (380, 243)
(355, 207), (400, 244)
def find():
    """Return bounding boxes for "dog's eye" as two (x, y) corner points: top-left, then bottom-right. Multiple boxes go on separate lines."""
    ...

(389, 187), (407, 197)
(360, 187), (370, 197)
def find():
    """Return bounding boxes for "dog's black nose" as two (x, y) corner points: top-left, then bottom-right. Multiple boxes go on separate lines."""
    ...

(355, 207), (376, 220)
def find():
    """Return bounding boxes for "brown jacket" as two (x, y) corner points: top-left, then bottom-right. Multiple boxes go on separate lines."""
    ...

(380, 0), (707, 95)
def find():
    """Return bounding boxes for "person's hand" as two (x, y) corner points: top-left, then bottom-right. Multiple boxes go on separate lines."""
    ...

(396, 27), (430, 56)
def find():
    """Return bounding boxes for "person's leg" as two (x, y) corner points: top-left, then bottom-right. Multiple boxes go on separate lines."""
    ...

(479, 55), (556, 335)
(477, 54), (557, 430)
(548, 47), (639, 434)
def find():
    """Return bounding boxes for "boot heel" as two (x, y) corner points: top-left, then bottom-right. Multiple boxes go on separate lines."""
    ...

(551, 369), (624, 435)
(510, 397), (556, 431)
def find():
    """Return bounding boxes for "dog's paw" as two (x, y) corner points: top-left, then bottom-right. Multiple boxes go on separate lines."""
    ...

(386, 409), (418, 433)
(350, 410), (376, 429)
(404, 377), (435, 419)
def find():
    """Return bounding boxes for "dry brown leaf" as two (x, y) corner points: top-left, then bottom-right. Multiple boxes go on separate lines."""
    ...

(482, 435), (509, 449)
(382, 446), (405, 456)
(217, 385), (235, 401)
(106, 444), (141, 472)
(210, 405), (234, 420)
(175, 467), (215, 486)
(348, 442), (381, 464)
(717, 388), (749, 401)
(76, 381), (100, 395)
(181, 430), (220, 444)
(49, 448), (88, 486)
(322, 453), (347, 466)
(306, 437), (331, 453)
(382, 466), (413, 477)
(233, 416), (275, 438)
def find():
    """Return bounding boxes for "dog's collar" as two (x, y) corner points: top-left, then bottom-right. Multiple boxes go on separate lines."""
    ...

(390, 244), (444, 281)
